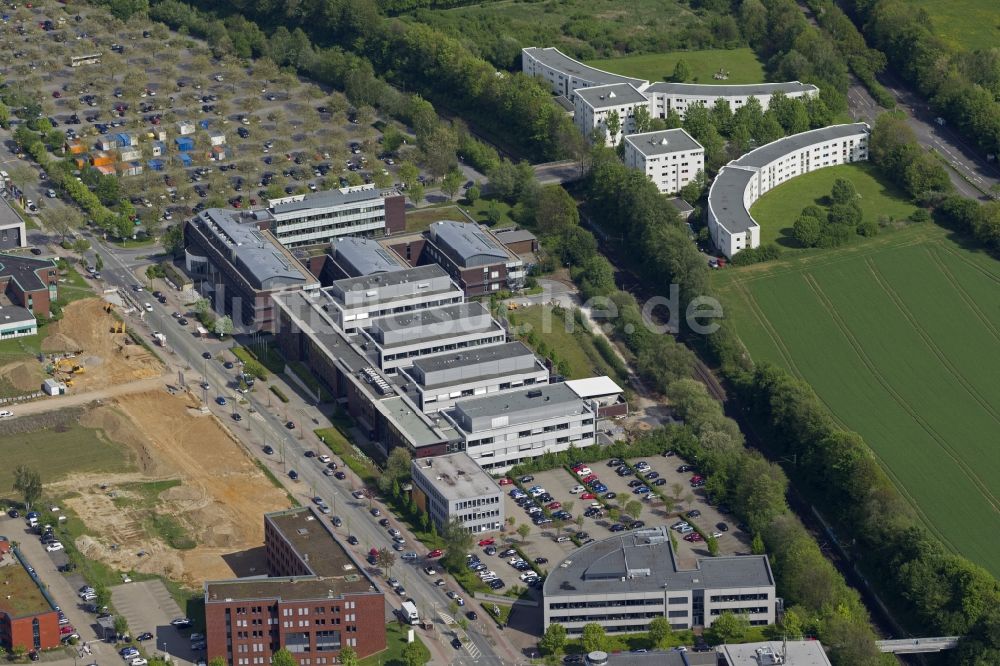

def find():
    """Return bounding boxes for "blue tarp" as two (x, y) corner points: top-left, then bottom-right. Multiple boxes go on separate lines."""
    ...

(116, 132), (132, 147)
(178, 152), (192, 166)
(199, 120), (210, 129)
(147, 159), (164, 171)
(174, 137), (194, 151)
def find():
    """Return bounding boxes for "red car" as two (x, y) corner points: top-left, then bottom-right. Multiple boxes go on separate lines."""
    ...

(582, 474), (598, 484)
(52, 91), (61, 98)
(477, 538), (495, 547)
(690, 475), (704, 484)
(498, 478), (513, 486)
(546, 502), (561, 510)
(580, 492), (596, 500)
(684, 533), (703, 542)
(369, 547), (379, 557)
(571, 463), (587, 471)
(427, 549), (443, 558)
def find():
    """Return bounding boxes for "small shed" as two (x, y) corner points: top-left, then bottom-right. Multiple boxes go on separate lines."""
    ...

(175, 136), (195, 152)
(208, 130), (226, 146)
(67, 141), (86, 155)
(91, 151), (113, 167)
(95, 165), (116, 176)
(95, 138), (114, 151)
(147, 159), (164, 172)
(74, 157), (89, 170)
(177, 152), (193, 167)
(42, 378), (67, 395)
(199, 119), (211, 130)
(116, 132), (137, 148)
(119, 161), (143, 177)
(150, 141), (166, 157)
(118, 147), (141, 162)
(149, 128), (167, 142)
(210, 145), (227, 161)
(176, 121), (195, 135)
(666, 197), (695, 222)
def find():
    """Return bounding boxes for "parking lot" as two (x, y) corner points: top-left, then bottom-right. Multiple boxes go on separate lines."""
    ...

(111, 580), (199, 665)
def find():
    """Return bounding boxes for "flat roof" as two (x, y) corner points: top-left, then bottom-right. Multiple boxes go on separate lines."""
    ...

(717, 641), (832, 666)
(0, 554), (53, 617)
(0, 304), (37, 326)
(194, 208), (314, 289)
(708, 167), (758, 235)
(543, 526), (773, 597)
(330, 236), (405, 277)
(624, 129), (703, 156)
(0, 253), (54, 293)
(381, 395), (447, 446)
(428, 221), (510, 267)
(585, 651), (713, 666)
(406, 342), (543, 389)
(732, 123), (870, 170)
(330, 264), (450, 299)
(412, 451), (502, 501)
(410, 341), (534, 375)
(493, 228), (537, 245)
(575, 83), (648, 109)
(451, 383), (587, 431)
(369, 301), (498, 348)
(0, 196), (27, 230)
(645, 80), (818, 98)
(563, 376), (624, 399)
(269, 185), (385, 215)
(523, 47), (648, 88)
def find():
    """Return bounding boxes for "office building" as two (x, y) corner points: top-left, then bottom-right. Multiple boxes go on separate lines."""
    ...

(543, 526), (776, 635)
(0, 197), (27, 249)
(442, 383), (597, 472)
(398, 341), (549, 413)
(411, 452), (505, 534)
(205, 508), (385, 665)
(263, 185), (405, 249)
(318, 236), (406, 283)
(0, 254), (58, 318)
(717, 641), (833, 666)
(623, 129), (705, 194)
(184, 208), (319, 329)
(0, 540), (60, 652)
(707, 123), (869, 257)
(574, 83), (651, 146)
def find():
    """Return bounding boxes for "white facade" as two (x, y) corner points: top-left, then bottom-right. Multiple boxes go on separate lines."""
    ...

(573, 84), (650, 146)
(644, 81), (818, 119)
(623, 130), (705, 194)
(267, 185), (389, 249)
(708, 123), (870, 258)
(411, 453), (505, 534)
(522, 47), (647, 101)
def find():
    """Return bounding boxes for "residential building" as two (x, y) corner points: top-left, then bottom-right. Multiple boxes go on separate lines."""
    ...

(717, 641), (833, 666)
(317, 265), (464, 334)
(411, 452), (505, 534)
(263, 185), (405, 249)
(398, 341), (549, 413)
(0, 254), (58, 317)
(521, 47), (647, 102)
(386, 221), (526, 296)
(318, 236), (406, 283)
(184, 208), (319, 330)
(205, 508), (385, 665)
(442, 383), (597, 472)
(542, 526), (776, 635)
(643, 81), (818, 119)
(358, 301), (507, 374)
(0, 541), (60, 652)
(574, 83), (651, 146)
(623, 129), (705, 194)
(708, 123), (870, 257)
(0, 198), (27, 249)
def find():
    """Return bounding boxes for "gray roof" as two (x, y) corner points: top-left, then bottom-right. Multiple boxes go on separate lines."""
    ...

(330, 264), (449, 297)
(644, 80), (818, 97)
(543, 526), (773, 597)
(0, 253), (54, 292)
(667, 197), (694, 214)
(0, 197), (26, 230)
(584, 651), (713, 666)
(732, 123), (869, 169)
(0, 305), (37, 326)
(624, 129), (703, 157)
(329, 236), (404, 277)
(428, 221), (510, 268)
(368, 301), (498, 347)
(381, 396), (448, 447)
(412, 452), (502, 502)
(407, 342), (542, 389)
(269, 186), (385, 215)
(717, 641), (832, 666)
(708, 167), (758, 235)
(575, 83), (648, 110)
(450, 383), (587, 432)
(195, 208), (312, 289)
(523, 47), (647, 88)
(493, 228), (537, 245)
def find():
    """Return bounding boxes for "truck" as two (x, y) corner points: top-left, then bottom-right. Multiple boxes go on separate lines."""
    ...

(400, 601), (419, 625)
(153, 332), (167, 346)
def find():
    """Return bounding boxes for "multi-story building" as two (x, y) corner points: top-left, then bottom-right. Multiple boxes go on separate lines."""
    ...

(708, 123), (870, 257)
(0, 540), (60, 652)
(386, 221), (525, 297)
(522, 47), (648, 101)
(0, 197), (27, 249)
(643, 81), (818, 119)
(441, 383), (597, 472)
(542, 526), (776, 635)
(316, 265), (464, 335)
(262, 185), (405, 249)
(358, 302), (507, 374)
(316, 236), (406, 283)
(398, 341), (549, 413)
(410, 452), (505, 534)
(573, 83), (651, 146)
(205, 508), (385, 665)
(184, 208), (319, 329)
(0, 254), (58, 318)
(622, 129), (705, 194)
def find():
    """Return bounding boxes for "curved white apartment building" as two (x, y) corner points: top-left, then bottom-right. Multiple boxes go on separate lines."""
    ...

(707, 123), (870, 258)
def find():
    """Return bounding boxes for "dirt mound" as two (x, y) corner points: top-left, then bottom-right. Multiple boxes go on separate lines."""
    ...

(0, 361), (41, 392)
(41, 332), (81, 353)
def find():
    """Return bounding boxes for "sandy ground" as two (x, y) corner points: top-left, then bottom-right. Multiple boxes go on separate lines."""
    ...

(31, 298), (163, 392)
(49, 390), (290, 586)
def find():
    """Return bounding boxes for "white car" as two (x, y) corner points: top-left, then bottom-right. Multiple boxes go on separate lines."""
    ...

(0, 410), (13, 418)
(131, 658), (148, 666)
(569, 485), (585, 494)
(46, 542), (64, 552)
(144, 303), (153, 312)
(575, 467), (592, 477)
(318, 454), (331, 463)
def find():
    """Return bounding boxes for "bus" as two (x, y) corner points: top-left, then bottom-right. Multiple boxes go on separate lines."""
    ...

(69, 53), (102, 67)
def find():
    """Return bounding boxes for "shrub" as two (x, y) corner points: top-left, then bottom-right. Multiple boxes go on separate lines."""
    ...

(269, 385), (288, 403)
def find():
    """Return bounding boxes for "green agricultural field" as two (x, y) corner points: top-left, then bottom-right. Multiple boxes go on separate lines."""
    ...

(905, 0), (1000, 52)
(714, 224), (1000, 576)
(748, 163), (919, 247)
(588, 48), (766, 85)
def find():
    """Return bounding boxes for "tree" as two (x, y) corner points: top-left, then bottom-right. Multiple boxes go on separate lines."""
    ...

(163, 224), (185, 258)
(828, 202), (862, 227)
(707, 535), (719, 556)
(624, 500), (642, 521)
(540, 623), (567, 655)
(441, 169), (464, 201)
(419, 125), (458, 178)
(339, 647), (358, 666)
(647, 617), (670, 648)
(379, 447), (412, 493)
(792, 214), (822, 247)
(830, 178), (858, 205)
(408, 182), (425, 206)
(708, 611), (750, 644)
(401, 641), (428, 666)
(633, 105), (652, 134)
(581, 623), (607, 653)
(398, 162), (419, 188)
(533, 185), (579, 236)
(95, 254), (104, 272)
(466, 183), (481, 204)
(13, 465), (41, 510)
(94, 583), (111, 610)
(271, 649), (296, 666)
(214, 315), (234, 338)
(114, 615), (130, 637)
(605, 111), (621, 146)
(376, 548), (396, 577)
(517, 523), (531, 543)
(209, 658), (227, 666)
(672, 59), (691, 82)
(440, 518), (474, 572)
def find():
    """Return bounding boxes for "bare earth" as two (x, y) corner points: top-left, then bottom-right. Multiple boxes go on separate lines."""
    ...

(50, 390), (290, 586)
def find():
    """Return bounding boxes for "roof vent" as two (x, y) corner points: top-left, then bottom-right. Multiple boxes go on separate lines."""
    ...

(660, 138), (669, 145)
(608, 91), (616, 99)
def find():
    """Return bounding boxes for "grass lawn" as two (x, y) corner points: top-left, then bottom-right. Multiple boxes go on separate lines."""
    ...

(507, 305), (624, 381)
(57, 264), (95, 304)
(360, 623), (430, 666)
(587, 48), (765, 85)
(461, 197), (517, 229)
(0, 564), (50, 616)
(906, 0), (1000, 51)
(748, 163), (919, 248)
(405, 204), (466, 233)
(714, 223), (1000, 576)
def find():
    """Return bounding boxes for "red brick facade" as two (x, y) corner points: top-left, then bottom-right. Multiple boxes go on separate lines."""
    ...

(0, 611), (60, 653)
(0, 255), (58, 318)
(383, 195), (406, 235)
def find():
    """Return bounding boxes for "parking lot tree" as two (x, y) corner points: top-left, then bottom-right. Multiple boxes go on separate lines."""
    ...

(374, 170), (393, 189)
(114, 615), (130, 637)
(608, 507), (621, 524)
(624, 500), (642, 522)
(94, 583), (111, 610)
(407, 182), (425, 206)
(419, 125), (458, 179)
(271, 649), (296, 666)
(12, 465), (41, 510)
(441, 518), (474, 571)
(540, 623), (567, 656)
(581, 623), (608, 653)
(441, 169), (463, 201)
(398, 161), (419, 188)
(707, 535), (719, 556)
(647, 617), (670, 648)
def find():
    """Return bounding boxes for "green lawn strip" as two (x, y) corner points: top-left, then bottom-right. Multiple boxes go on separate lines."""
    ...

(287, 360), (332, 401)
(459, 197), (516, 228)
(359, 623), (430, 666)
(234, 343), (284, 376)
(587, 47), (765, 84)
(747, 162), (919, 248)
(564, 627), (701, 654)
(405, 205), (464, 233)
(508, 305), (620, 379)
(252, 458), (299, 507)
(314, 426), (380, 486)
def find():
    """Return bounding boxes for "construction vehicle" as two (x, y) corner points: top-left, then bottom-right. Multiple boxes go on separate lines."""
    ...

(111, 320), (125, 334)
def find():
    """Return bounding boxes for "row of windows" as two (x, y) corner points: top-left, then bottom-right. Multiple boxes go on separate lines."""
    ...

(709, 593), (770, 603)
(550, 598), (669, 610)
(456, 508), (501, 522)
(454, 496), (500, 510)
(274, 205), (383, 227)
(709, 607), (769, 616)
(380, 335), (505, 365)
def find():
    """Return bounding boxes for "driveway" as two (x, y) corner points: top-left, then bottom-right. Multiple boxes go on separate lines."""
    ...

(111, 580), (198, 665)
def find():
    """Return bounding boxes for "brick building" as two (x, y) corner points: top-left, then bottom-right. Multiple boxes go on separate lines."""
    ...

(0, 255), (58, 318)
(0, 541), (60, 653)
(205, 508), (385, 665)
